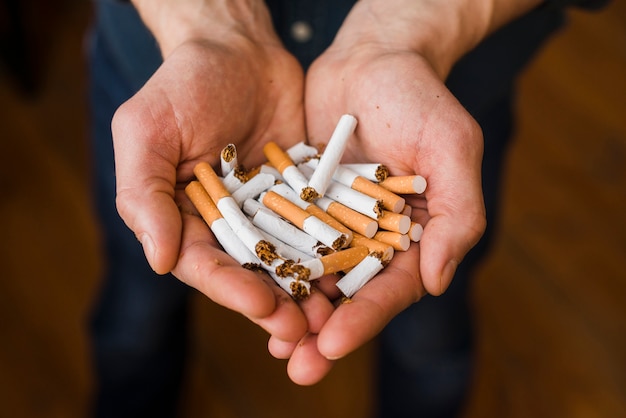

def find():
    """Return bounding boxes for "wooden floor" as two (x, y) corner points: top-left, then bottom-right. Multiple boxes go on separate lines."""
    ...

(1, 2), (625, 417)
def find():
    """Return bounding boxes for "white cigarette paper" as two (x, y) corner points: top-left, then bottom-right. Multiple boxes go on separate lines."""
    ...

(335, 252), (385, 298)
(243, 199), (325, 258)
(299, 162), (383, 219)
(341, 163), (389, 182)
(287, 141), (319, 164)
(307, 114), (357, 198)
(231, 173), (275, 206)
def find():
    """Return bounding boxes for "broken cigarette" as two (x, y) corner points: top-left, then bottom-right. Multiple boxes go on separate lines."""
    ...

(295, 246), (369, 280)
(193, 162), (280, 265)
(263, 141), (318, 202)
(231, 172), (275, 206)
(379, 175), (427, 194)
(318, 161), (405, 213)
(243, 198), (326, 258)
(184, 181), (262, 269)
(220, 143), (238, 177)
(286, 141), (319, 164)
(261, 190), (348, 250)
(335, 251), (386, 298)
(306, 114), (357, 198)
(341, 163), (389, 182)
(316, 196), (378, 239)
(268, 182), (353, 244)
(299, 163), (383, 219)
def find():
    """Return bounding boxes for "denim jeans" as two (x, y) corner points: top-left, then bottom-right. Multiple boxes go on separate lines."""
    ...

(87, 1), (565, 417)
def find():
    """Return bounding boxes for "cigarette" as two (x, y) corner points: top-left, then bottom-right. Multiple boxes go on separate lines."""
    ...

(306, 114), (357, 198)
(325, 162), (405, 213)
(221, 165), (249, 193)
(268, 183), (354, 245)
(263, 141), (318, 202)
(193, 162), (280, 265)
(316, 196), (378, 238)
(373, 230), (411, 251)
(349, 233), (394, 261)
(294, 246), (369, 280)
(341, 163), (389, 182)
(335, 251), (386, 298)
(262, 190), (348, 250)
(402, 204), (412, 217)
(243, 199), (327, 258)
(408, 222), (424, 242)
(379, 175), (427, 194)
(220, 143), (238, 176)
(231, 172), (275, 206)
(286, 141), (319, 164)
(184, 181), (262, 269)
(299, 163), (383, 219)
(257, 228), (313, 263)
(377, 210), (411, 234)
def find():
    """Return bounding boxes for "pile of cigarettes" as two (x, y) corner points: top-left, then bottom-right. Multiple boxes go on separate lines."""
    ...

(185, 114), (427, 301)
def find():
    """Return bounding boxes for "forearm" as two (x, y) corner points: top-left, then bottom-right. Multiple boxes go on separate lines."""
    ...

(333, 0), (544, 78)
(130, 0), (280, 57)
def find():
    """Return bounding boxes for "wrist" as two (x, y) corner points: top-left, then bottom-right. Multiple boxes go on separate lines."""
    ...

(331, 0), (544, 79)
(131, 0), (281, 57)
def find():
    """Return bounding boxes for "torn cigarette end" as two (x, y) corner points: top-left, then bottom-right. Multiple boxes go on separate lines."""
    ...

(221, 143), (237, 163)
(255, 240), (280, 265)
(379, 175), (427, 194)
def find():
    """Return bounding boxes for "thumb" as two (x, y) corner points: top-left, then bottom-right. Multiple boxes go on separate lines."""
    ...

(112, 100), (183, 274)
(419, 202), (486, 296)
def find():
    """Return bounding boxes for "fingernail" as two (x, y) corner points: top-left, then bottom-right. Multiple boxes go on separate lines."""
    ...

(440, 259), (458, 294)
(139, 233), (156, 269)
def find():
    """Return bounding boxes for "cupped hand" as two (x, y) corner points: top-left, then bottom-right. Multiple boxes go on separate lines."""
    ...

(273, 44), (486, 384)
(112, 34), (311, 341)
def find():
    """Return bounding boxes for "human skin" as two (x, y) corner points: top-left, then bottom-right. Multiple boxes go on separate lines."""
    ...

(115, 0), (543, 385)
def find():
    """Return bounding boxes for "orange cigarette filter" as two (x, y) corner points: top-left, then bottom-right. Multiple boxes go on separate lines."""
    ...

(351, 176), (405, 213)
(379, 175), (427, 194)
(185, 181), (222, 225)
(262, 190), (310, 228)
(305, 205), (353, 240)
(193, 161), (231, 202)
(377, 210), (411, 234)
(320, 246), (369, 275)
(350, 233), (394, 261)
(263, 141), (295, 174)
(373, 230), (411, 251)
(325, 200), (378, 238)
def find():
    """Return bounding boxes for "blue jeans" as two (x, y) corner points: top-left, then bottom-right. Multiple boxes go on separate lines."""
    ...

(86, 1), (565, 417)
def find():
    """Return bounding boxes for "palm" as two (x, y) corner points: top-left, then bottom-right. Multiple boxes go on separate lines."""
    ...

(275, 48), (487, 384)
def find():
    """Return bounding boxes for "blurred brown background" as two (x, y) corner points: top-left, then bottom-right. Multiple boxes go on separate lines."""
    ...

(1, 1), (625, 417)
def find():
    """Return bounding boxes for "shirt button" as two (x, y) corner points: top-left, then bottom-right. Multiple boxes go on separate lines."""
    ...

(290, 21), (313, 43)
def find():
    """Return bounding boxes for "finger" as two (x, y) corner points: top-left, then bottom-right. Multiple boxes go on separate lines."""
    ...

(287, 333), (335, 386)
(317, 245), (425, 360)
(267, 336), (298, 359)
(173, 212), (308, 341)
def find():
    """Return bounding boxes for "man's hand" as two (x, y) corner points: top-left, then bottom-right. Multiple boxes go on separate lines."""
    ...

(112, 1), (310, 341)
